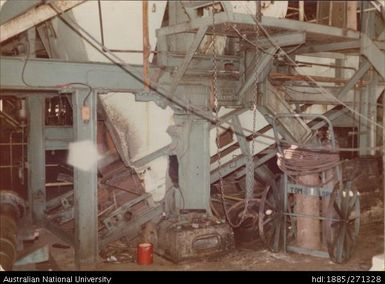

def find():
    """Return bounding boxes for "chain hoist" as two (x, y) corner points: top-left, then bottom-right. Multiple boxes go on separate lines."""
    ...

(212, 1), (259, 228)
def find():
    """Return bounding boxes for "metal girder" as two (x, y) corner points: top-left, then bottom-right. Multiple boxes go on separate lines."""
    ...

(45, 126), (73, 150)
(337, 59), (371, 98)
(72, 90), (98, 266)
(361, 33), (385, 80)
(0, 109), (21, 128)
(295, 40), (385, 54)
(167, 26), (208, 98)
(210, 149), (276, 183)
(0, 57), (145, 92)
(238, 47), (278, 103)
(259, 16), (360, 40)
(294, 41), (361, 54)
(286, 85), (385, 105)
(258, 81), (312, 144)
(156, 12), (230, 37)
(285, 59), (373, 105)
(231, 116), (250, 156)
(254, 32), (306, 49)
(0, 1), (86, 43)
(27, 96), (46, 223)
(157, 12), (360, 41)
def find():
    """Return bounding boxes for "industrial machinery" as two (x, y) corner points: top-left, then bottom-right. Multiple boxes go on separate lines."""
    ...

(0, 0), (384, 268)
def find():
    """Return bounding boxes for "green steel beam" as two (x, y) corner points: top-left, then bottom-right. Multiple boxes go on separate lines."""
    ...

(231, 116), (250, 156)
(0, 57), (145, 92)
(254, 32), (306, 49)
(361, 33), (385, 80)
(238, 47), (278, 104)
(27, 96), (46, 223)
(157, 13), (360, 41)
(167, 26), (208, 98)
(45, 126), (73, 150)
(72, 90), (98, 266)
(259, 16), (360, 40)
(294, 40), (361, 54)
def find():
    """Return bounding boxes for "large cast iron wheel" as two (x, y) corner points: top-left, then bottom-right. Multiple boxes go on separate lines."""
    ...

(258, 184), (285, 252)
(325, 181), (360, 264)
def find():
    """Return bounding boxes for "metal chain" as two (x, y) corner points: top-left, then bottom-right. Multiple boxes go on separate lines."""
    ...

(242, 2), (261, 227)
(212, 1), (257, 228)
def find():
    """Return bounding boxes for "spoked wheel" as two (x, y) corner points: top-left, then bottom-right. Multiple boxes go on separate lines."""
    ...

(258, 184), (285, 252)
(325, 181), (360, 264)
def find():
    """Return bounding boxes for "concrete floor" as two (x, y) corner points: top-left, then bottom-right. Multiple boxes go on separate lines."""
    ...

(14, 217), (383, 271)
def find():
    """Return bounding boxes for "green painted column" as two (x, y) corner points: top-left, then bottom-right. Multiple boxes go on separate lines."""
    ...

(72, 90), (98, 266)
(27, 96), (46, 223)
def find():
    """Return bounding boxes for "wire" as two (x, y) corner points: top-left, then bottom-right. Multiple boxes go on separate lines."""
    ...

(21, 41), (33, 88)
(20, 32), (93, 106)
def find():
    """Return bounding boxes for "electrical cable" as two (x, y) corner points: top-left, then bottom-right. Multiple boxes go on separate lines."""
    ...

(21, 36), (93, 106)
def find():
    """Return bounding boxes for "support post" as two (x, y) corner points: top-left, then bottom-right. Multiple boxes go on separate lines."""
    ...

(72, 90), (98, 266)
(176, 114), (211, 213)
(27, 96), (46, 223)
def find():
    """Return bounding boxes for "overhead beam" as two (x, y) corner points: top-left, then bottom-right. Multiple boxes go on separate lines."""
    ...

(253, 32), (306, 49)
(259, 15), (360, 40)
(0, 57), (145, 92)
(0, 0), (86, 43)
(294, 40), (361, 54)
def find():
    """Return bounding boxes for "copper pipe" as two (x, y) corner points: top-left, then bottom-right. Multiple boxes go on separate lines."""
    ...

(143, 0), (150, 91)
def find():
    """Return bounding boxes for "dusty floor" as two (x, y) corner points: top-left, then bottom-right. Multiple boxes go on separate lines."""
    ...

(14, 218), (383, 271)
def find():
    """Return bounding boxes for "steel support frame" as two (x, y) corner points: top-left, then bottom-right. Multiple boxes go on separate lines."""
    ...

(72, 90), (98, 266)
(27, 96), (46, 223)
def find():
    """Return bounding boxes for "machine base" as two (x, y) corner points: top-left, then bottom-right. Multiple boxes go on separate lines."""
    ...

(157, 216), (234, 263)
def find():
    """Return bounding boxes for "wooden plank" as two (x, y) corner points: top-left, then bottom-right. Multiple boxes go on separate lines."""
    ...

(0, 0), (86, 43)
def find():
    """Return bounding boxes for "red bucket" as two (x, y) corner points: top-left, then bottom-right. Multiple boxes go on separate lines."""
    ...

(137, 242), (153, 265)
